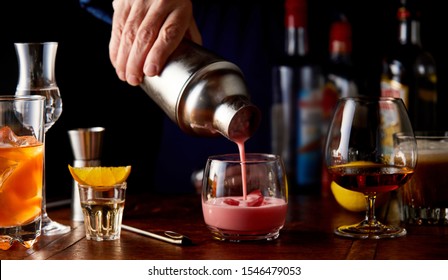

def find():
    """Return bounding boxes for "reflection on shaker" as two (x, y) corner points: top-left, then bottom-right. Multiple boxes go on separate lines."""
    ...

(68, 127), (105, 221)
(139, 39), (261, 141)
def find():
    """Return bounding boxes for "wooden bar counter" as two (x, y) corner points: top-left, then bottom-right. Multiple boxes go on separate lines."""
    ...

(1, 193), (448, 260)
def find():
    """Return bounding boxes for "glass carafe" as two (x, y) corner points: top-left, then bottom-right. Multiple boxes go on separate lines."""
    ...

(15, 42), (70, 236)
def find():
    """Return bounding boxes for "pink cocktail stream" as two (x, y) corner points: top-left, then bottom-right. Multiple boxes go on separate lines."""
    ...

(236, 140), (248, 200)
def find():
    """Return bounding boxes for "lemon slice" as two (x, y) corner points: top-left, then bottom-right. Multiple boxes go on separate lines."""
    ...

(68, 165), (131, 187)
(331, 181), (367, 212)
(331, 181), (390, 212)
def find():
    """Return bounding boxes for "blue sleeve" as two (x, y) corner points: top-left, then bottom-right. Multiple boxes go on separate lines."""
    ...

(79, 0), (113, 25)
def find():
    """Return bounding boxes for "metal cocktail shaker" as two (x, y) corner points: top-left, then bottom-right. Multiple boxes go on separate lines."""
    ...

(140, 39), (261, 142)
(67, 127), (105, 221)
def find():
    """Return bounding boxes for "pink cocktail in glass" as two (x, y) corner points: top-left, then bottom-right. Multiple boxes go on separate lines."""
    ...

(202, 153), (288, 242)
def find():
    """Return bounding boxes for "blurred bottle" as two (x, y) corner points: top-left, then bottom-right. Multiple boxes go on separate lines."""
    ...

(381, 0), (438, 131)
(321, 13), (358, 196)
(271, 0), (324, 194)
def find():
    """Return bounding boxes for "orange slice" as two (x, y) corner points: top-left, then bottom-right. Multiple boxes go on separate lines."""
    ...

(68, 165), (131, 187)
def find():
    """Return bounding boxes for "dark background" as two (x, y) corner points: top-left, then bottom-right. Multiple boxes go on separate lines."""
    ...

(1, 0), (446, 202)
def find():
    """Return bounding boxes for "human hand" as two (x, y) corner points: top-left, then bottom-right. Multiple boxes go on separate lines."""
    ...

(110, 0), (202, 86)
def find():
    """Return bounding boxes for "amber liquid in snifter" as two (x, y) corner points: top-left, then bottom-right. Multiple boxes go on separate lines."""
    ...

(0, 136), (44, 250)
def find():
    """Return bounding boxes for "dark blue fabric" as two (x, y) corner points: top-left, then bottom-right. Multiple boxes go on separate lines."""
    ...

(79, 0), (113, 24)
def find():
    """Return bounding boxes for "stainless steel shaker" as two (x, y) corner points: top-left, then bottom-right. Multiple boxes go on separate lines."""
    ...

(67, 127), (105, 221)
(140, 39), (261, 141)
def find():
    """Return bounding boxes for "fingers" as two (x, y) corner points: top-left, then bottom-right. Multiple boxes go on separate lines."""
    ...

(109, 0), (131, 70)
(111, 0), (152, 85)
(142, 1), (192, 77)
(109, 0), (200, 86)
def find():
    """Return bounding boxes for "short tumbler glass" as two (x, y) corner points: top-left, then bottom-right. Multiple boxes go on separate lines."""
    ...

(0, 95), (45, 250)
(202, 153), (288, 242)
(78, 182), (127, 241)
(401, 131), (448, 225)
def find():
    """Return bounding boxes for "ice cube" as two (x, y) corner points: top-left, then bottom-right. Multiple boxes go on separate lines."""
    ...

(222, 190), (265, 207)
(223, 198), (240, 206)
(0, 126), (19, 147)
(0, 126), (39, 147)
(0, 157), (18, 190)
(245, 189), (264, 207)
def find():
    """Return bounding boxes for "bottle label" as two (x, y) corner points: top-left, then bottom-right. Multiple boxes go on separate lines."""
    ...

(380, 101), (400, 156)
(417, 88), (438, 103)
(381, 78), (409, 108)
(271, 103), (292, 174)
(296, 87), (322, 186)
(271, 66), (295, 177)
(321, 80), (342, 136)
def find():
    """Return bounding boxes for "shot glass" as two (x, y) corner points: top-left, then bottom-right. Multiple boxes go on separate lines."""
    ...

(401, 131), (448, 225)
(78, 182), (127, 241)
(0, 95), (45, 250)
(202, 153), (288, 242)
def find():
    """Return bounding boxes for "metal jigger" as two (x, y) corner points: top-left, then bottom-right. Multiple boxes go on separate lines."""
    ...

(67, 127), (105, 221)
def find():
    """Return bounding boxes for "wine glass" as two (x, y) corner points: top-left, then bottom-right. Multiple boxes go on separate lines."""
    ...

(15, 42), (70, 236)
(202, 153), (288, 242)
(324, 96), (417, 239)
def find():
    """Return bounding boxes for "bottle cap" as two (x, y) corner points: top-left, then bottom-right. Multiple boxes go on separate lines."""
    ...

(329, 14), (352, 53)
(285, 0), (307, 28)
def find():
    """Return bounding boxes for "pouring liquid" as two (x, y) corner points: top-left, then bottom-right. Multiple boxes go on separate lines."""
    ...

(236, 140), (248, 200)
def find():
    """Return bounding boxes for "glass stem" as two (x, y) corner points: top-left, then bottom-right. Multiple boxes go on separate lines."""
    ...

(364, 193), (377, 225)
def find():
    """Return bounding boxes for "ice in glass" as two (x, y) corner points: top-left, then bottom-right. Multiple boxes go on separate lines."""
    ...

(0, 95), (45, 250)
(0, 127), (44, 250)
